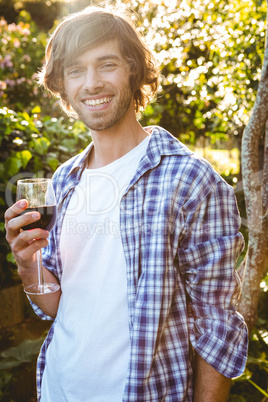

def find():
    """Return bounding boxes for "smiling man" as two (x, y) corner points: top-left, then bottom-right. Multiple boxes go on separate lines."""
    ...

(4, 5), (248, 402)
(63, 42), (133, 135)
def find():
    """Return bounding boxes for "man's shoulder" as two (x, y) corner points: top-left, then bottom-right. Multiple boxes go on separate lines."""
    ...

(147, 128), (235, 211)
(148, 126), (193, 157)
(151, 126), (224, 184)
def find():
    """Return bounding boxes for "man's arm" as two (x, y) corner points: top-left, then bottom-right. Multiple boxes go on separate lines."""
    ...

(194, 352), (232, 402)
(5, 199), (61, 318)
(177, 181), (248, 379)
(18, 264), (61, 318)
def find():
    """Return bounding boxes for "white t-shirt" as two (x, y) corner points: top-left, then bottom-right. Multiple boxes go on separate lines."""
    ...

(41, 135), (150, 402)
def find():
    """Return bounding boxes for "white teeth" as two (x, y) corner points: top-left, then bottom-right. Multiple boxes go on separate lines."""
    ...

(84, 97), (112, 106)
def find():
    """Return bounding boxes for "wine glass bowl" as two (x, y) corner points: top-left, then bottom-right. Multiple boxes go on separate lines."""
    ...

(16, 178), (60, 295)
(20, 205), (57, 232)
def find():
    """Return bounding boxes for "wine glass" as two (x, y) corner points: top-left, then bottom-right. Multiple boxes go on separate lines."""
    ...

(16, 178), (60, 295)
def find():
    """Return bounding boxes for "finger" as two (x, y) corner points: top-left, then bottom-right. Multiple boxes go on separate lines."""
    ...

(5, 211), (41, 242)
(4, 199), (28, 224)
(14, 238), (49, 267)
(11, 228), (50, 253)
(22, 238), (49, 256)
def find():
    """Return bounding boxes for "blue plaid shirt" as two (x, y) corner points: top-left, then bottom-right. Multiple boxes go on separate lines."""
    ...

(31, 126), (248, 401)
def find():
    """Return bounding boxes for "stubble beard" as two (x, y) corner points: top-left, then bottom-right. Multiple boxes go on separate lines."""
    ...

(71, 87), (133, 132)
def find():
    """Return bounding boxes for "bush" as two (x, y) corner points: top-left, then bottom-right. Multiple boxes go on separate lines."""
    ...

(0, 11), (58, 115)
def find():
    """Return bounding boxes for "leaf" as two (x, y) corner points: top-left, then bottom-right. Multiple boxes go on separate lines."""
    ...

(0, 359), (22, 370)
(16, 149), (32, 168)
(247, 355), (268, 367)
(247, 379), (268, 397)
(33, 155), (44, 171)
(61, 138), (78, 151)
(33, 137), (50, 154)
(47, 156), (59, 172)
(4, 157), (22, 177)
(6, 252), (16, 264)
(0, 163), (5, 180)
(31, 106), (41, 114)
(0, 338), (44, 370)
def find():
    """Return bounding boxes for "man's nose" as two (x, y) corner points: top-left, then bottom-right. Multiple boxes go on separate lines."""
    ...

(83, 68), (104, 92)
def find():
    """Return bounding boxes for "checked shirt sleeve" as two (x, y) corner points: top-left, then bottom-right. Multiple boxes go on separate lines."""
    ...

(177, 179), (248, 378)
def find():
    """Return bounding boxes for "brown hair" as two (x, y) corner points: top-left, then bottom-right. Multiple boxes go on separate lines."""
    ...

(38, 5), (159, 115)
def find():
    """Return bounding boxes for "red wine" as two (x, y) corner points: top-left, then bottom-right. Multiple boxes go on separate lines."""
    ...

(20, 205), (57, 231)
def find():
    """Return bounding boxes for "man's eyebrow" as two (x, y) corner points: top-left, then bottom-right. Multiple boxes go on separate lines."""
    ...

(96, 54), (122, 62)
(64, 54), (122, 70)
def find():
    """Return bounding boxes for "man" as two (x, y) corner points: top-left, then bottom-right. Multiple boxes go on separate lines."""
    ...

(5, 5), (248, 402)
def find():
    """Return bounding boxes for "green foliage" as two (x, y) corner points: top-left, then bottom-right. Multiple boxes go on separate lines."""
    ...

(0, 107), (90, 287)
(1, 0), (266, 146)
(2, 0), (265, 146)
(0, 11), (50, 113)
(0, 336), (45, 400)
(136, 0), (267, 147)
(230, 341), (268, 400)
(0, 337), (44, 370)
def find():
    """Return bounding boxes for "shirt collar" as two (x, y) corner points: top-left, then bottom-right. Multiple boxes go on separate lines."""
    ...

(125, 126), (194, 191)
(145, 126), (193, 161)
(67, 125), (193, 177)
(67, 141), (94, 177)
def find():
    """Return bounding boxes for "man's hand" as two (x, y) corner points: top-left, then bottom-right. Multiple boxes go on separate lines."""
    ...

(5, 199), (49, 271)
(194, 353), (232, 402)
(5, 199), (61, 317)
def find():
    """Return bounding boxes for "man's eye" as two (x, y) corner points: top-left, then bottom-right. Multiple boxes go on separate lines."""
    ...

(68, 69), (83, 77)
(101, 63), (116, 70)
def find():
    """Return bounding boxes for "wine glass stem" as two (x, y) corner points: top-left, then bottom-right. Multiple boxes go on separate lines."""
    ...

(37, 248), (44, 292)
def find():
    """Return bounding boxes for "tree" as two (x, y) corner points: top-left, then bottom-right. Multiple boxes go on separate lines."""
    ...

(237, 1), (268, 333)
(136, 0), (266, 152)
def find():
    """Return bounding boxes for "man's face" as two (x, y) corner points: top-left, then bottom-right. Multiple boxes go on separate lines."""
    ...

(63, 40), (133, 132)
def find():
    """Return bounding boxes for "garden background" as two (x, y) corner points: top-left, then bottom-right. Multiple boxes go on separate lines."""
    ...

(0, 0), (267, 400)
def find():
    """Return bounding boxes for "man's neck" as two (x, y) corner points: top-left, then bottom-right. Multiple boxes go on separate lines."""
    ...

(87, 116), (149, 169)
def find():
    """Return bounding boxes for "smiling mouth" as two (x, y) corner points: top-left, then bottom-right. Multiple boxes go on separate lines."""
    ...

(83, 96), (113, 107)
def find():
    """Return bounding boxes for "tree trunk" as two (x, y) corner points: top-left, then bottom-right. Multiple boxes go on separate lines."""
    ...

(237, 1), (268, 334)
